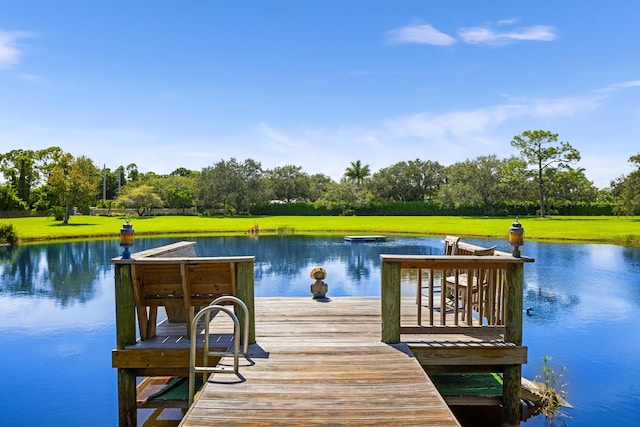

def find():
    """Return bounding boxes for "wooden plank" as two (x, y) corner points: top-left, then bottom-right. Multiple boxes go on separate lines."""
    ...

(179, 299), (462, 427)
(180, 342), (460, 427)
(113, 256), (256, 265)
(112, 349), (225, 369)
(130, 241), (197, 259)
(409, 345), (528, 366)
(379, 254), (534, 270)
(401, 325), (506, 335)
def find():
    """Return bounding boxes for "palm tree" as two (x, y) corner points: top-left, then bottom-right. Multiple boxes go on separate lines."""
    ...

(344, 160), (371, 189)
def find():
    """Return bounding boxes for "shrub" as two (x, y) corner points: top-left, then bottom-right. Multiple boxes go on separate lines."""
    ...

(48, 206), (65, 221)
(0, 223), (19, 245)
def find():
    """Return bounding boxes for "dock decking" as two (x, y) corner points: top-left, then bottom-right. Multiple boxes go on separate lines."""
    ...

(180, 297), (460, 426)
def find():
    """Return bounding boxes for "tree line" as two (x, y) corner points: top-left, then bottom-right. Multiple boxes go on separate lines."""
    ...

(1, 130), (639, 222)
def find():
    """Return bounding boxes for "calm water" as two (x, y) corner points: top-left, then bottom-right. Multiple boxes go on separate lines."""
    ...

(1, 235), (639, 426)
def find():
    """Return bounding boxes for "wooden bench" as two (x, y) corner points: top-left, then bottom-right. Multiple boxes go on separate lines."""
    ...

(132, 260), (239, 339)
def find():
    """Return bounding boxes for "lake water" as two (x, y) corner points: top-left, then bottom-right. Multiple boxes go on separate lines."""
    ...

(1, 235), (639, 426)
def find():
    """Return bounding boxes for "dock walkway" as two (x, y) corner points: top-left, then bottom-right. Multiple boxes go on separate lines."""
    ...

(179, 297), (461, 426)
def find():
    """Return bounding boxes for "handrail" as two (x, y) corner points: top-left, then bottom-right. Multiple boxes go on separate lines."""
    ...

(188, 305), (241, 406)
(211, 295), (250, 356)
(113, 255), (255, 264)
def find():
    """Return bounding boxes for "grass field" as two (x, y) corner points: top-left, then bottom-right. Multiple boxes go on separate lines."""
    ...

(3, 214), (639, 246)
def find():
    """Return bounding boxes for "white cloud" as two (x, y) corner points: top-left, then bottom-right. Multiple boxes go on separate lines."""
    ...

(459, 23), (556, 46)
(387, 23), (456, 46)
(383, 95), (597, 141)
(0, 29), (34, 69)
(258, 122), (310, 152)
(595, 80), (640, 93)
(387, 19), (556, 48)
(245, 91), (607, 182)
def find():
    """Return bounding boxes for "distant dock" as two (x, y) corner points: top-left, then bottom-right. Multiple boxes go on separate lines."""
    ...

(344, 235), (387, 242)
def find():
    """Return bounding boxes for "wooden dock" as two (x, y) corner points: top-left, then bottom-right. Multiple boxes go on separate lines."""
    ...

(179, 297), (460, 426)
(113, 241), (532, 427)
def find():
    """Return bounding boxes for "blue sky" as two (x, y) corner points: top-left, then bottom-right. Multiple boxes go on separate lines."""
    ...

(1, 1), (639, 188)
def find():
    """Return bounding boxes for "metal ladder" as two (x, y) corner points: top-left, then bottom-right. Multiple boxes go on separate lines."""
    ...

(188, 296), (250, 405)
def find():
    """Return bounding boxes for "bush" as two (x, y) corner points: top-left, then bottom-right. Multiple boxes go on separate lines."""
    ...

(48, 206), (65, 221)
(0, 223), (19, 245)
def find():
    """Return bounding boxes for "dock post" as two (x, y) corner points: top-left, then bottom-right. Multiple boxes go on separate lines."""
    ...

(503, 262), (524, 426)
(380, 260), (401, 344)
(235, 261), (256, 345)
(114, 263), (137, 427)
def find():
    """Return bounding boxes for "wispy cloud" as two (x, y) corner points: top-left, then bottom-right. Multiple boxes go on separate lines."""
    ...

(458, 20), (556, 46)
(496, 18), (522, 26)
(387, 18), (556, 48)
(384, 95), (599, 140)
(595, 80), (640, 93)
(386, 23), (456, 46)
(250, 89), (608, 181)
(258, 122), (309, 152)
(0, 29), (35, 69)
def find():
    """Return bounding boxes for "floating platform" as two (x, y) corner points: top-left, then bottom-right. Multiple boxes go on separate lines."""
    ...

(344, 235), (387, 242)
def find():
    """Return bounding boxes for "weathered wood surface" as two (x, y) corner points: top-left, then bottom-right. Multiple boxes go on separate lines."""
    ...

(129, 241), (197, 259)
(180, 297), (513, 426)
(182, 344), (459, 426)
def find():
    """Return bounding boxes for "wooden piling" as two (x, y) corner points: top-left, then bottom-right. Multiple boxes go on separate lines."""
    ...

(381, 260), (401, 344)
(114, 262), (137, 427)
(503, 263), (524, 427)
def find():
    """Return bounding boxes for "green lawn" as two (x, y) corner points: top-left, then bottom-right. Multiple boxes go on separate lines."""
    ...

(3, 214), (639, 246)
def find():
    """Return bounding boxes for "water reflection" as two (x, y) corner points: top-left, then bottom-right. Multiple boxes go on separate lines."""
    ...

(1, 236), (640, 426)
(191, 235), (441, 297)
(0, 241), (112, 304)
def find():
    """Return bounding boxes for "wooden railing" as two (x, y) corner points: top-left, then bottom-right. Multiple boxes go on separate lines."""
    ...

(380, 252), (533, 427)
(380, 253), (532, 344)
(414, 262), (507, 329)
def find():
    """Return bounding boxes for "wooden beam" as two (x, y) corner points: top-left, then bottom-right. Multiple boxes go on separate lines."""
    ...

(409, 345), (528, 366)
(115, 264), (136, 350)
(235, 261), (256, 344)
(131, 241), (196, 258)
(381, 261), (401, 344)
(422, 365), (506, 374)
(503, 365), (522, 427)
(444, 396), (502, 406)
(401, 325), (506, 335)
(112, 348), (225, 369)
(380, 254), (534, 266)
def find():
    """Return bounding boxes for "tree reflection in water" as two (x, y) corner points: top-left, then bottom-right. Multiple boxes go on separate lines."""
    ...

(1, 236), (640, 426)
